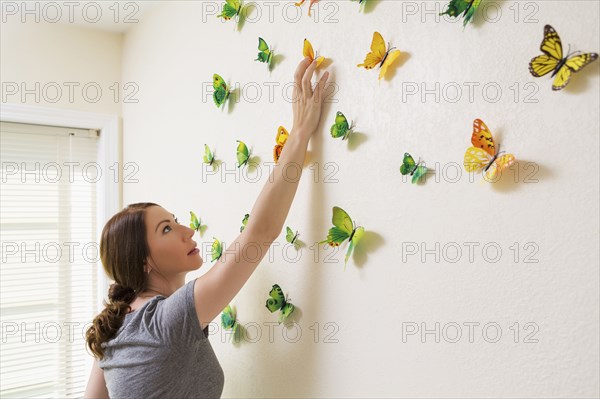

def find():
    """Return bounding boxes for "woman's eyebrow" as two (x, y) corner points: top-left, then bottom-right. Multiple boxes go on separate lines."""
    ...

(155, 214), (176, 232)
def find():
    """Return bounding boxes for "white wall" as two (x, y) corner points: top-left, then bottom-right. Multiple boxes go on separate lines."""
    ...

(4, 0), (598, 397)
(120, 1), (599, 397)
(1, 20), (122, 115)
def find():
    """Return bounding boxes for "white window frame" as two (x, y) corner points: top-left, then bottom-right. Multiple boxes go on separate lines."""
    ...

(1, 102), (120, 313)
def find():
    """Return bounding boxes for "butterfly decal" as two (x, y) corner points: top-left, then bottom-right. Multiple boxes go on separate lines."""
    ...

(529, 24), (598, 91)
(330, 111), (355, 141)
(189, 211), (206, 237)
(273, 126), (289, 163)
(357, 31), (401, 81)
(294, 0), (319, 17)
(285, 226), (300, 249)
(240, 213), (249, 232)
(203, 144), (215, 166)
(255, 37), (274, 68)
(217, 0), (242, 20)
(319, 206), (365, 270)
(265, 284), (295, 324)
(303, 38), (325, 68)
(463, 119), (516, 181)
(221, 304), (239, 335)
(400, 153), (428, 184)
(439, 0), (481, 27)
(211, 237), (223, 262)
(213, 74), (232, 108)
(236, 140), (251, 168)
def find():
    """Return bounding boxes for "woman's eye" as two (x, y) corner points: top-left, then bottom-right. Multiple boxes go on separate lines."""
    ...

(163, 218), (180, 233)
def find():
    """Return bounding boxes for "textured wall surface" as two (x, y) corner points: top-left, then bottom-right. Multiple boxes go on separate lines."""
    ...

(119, 1), (599, 397)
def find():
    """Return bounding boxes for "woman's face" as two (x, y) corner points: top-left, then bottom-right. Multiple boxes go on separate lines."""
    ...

(144, 205), (203, 275)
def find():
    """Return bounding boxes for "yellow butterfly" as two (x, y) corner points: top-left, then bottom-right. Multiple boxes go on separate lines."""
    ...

(303, 38), (325, 67)
(273, 126), (289, 164)
(529, 25), (598, 91)
(357, 31), (401, 81)
(295, 0), (319, 17)
(463, 119), (516, 182)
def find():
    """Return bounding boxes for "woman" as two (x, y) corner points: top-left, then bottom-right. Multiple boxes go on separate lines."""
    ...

(83, 57), (330, 398)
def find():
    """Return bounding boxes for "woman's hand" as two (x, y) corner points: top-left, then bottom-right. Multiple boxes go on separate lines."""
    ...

(292, 57), (330, 140)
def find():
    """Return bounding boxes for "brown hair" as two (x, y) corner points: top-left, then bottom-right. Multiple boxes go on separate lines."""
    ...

(85, 202), (159, 360)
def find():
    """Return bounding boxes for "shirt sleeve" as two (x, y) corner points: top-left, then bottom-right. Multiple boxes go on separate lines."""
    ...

(154, 278), (207, 348)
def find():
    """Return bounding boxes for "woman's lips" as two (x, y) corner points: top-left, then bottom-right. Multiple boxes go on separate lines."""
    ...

(188, 248), (199, 255)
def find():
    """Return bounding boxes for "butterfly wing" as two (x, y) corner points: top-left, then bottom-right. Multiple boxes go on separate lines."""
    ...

(412, 165), (428, 184)
(266, 284), (285, 313)
(552, 53), (599, 91)
(221, 304), (237, 330)
(400, 152), (416, 175)
(357, 31), (386, 69)
(240, 213), (249, 232)
(279, 302), (295, 324)
(189, 211), (200, 231)
(258, 37), (269, 52)
(379, 49), (401, 80)
(218, 0), (241, 19)
(303, 39), (324, 67)
(203, 144), (214, 164)
(471, 118), (496, 157)
(332, 206), (354, 236)
(211, 237), (222, 261)
(286, 226), (295, 243)
(439, 0), (471, 17)
(330, 111), (350, 139)
(464, 147), (492, 173)
(529, 54), (560, 77)
(540, 25), (563, 61)
(462, 0), (481, 26)
(256, 37), (271, 63)
(344, 226), (365, 267)
(485, 154), (516, 181)
(236, 140), (249, 167)
(529, 25), (562, 78)
(273, 126), (289, 163)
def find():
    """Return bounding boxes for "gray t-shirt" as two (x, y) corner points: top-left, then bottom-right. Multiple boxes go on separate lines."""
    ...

(98, 278), (224, 398)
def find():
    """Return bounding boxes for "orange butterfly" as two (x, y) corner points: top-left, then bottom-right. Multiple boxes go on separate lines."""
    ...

(463, 119), (516, 181)
(295, 0), (319, 16)
(273, 126), (289, 163)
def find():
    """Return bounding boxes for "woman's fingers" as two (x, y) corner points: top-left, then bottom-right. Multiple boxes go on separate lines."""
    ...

(294, 57), (312, 98)
(302, 59), (318, 97)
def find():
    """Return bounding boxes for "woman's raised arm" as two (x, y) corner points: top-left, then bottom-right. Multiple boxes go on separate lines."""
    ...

(193, 57), (331, 330)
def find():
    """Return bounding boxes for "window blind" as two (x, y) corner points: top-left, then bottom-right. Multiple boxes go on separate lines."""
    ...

(1, 121), (100, 398)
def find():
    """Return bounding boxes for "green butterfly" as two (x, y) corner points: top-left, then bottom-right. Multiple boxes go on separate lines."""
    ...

(203, 144), (215, 166)
(400, 153), (428, 184)
(189, 211), (205, 236)
(211, 237), (223, 262)
(255, 37), (274, 67)
(236, 140), (251, 168)
(213, 74), (231, 108)
(240, 213), (249, 232)
(439, 0), (481, 27)
(286, 226), (299, 248)
(217, 0), (242, 20)
(265, 284), (295, 324)
(319, 206), (365, 270)
(330, 111), (356, 141)
(221, 304), (239, 335)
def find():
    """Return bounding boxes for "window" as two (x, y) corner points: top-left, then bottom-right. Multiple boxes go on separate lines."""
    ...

(1, 121), (100, 398)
